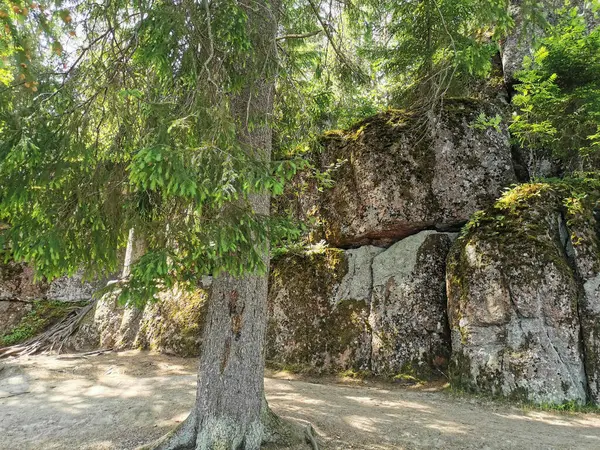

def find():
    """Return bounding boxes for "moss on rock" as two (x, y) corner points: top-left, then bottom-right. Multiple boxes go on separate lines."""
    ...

(314, 99), (516, 248)
(135, 287), (209, 357)
(0, 300), (86, 347)
(266, 249), (371, 373)
(370, 231), (454, 379)
(448, 175), (600, 405)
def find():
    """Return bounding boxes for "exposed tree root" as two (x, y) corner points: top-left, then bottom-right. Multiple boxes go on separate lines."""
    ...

(142, 410), (198, 450)
(304, 424), (319, 450)
(261, 398), (309, 448)
(138, 399), (319, 450)
(0, 299), (97, 358)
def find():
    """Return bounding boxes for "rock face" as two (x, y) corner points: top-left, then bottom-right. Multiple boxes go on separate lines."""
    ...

(317, 100), (516, 247)
(447, 181), (600, 404)
(71, 232), (456, 376)
(0, 263), (44, 334)
(0, 262), (47, 302)
(564, 190), (600, 404)
(501, 0), (542, 86)
(47, 271), (103, 302)
(370, 231), (454, 377)
(0, 301), (33, 336)
(0, 261), (100, 336)
(267, 249), (373, 372)
(72, 283), (210, 357)
(266, 231), (455, 376)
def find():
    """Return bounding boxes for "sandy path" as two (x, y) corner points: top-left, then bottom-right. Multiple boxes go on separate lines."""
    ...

(1, 351), (600, 450)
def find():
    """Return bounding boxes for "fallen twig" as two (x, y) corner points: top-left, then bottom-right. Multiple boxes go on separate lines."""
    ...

(0, 391), (30, 399)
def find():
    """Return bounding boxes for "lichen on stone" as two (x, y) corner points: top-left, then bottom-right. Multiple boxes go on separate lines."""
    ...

(448, 175), (600, 405)
(266, 249), (371, 373)
(312, 99), (517, 248)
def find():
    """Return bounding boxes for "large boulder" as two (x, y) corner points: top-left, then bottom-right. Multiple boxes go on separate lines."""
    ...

(266, 248), (378, 372)
(0, 261), (101, 303)
(72, 248), (380, 365)
(317, 100), (516, 247)
(47, 271), (102, 302)
(370, 231), (454, 377)
(562, 184), (600, 404)
(447, 179), (600, 404)
(267, 232), (456, 377)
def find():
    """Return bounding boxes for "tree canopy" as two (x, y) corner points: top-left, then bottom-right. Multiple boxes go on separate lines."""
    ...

(510, 2), (600, 170)
(0, 0), (598, 302)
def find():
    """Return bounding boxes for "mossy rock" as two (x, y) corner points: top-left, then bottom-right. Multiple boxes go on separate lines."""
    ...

(0, 300), (87, 347)
(369, 231), (454, 379)
(68, 284), (210, 358)
(447, 175), (600, 405)
(314, 99), (516, 247)
(266, 249), (371, 373)
(135, 287), (209, 358)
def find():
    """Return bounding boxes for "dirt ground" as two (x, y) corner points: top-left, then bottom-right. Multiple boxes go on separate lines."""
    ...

(1, 351), (600, 450)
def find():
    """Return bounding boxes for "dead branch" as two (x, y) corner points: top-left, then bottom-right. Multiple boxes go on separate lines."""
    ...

(0, 299), (97, 359)
(276, 30), (322, 41)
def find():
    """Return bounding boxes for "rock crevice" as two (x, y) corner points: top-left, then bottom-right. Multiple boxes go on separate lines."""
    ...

(266, 230), (456, 377)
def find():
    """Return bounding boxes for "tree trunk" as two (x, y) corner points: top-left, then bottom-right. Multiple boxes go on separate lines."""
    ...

(150, 1), (308, 449)
(115, 228), (147, 349)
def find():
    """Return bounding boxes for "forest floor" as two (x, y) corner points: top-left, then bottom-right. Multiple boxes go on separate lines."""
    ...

(1, 351), (600, 450)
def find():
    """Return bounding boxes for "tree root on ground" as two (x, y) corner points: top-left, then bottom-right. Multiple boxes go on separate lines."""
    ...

(137, 400), (320, 450)
(304, 424), (319, 450)
(0, 299), (97, 358)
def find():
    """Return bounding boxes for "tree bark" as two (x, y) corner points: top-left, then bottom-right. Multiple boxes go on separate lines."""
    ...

(149, 1), (308, 449)
(115, 228), (147, 349)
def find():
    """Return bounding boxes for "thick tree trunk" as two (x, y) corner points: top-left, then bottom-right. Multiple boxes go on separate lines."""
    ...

(150, 1), (309, 449)
(185, 271), (270, 449)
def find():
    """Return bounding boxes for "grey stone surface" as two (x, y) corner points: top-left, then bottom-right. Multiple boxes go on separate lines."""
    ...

(446, 185), (596, 404)
(502, 0), (598, 84)
(448, 237), (588, 404)
(370, 231), (454, 376)
(0, 262), (46, 302)
(70, 285), (209, 358)
(266, 231), (455, 376)
(47, 271), (103, 302)
(335, 246), (385, 305)
(318, 100), (516, 247)
(0, 261), (99, 336)
(266, 250), (372, 372)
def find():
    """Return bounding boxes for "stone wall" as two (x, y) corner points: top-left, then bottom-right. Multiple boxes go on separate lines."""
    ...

(267, 231), (456, 377)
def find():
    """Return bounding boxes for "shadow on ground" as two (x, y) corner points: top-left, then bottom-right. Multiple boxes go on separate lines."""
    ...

(1, 351), (599, 449)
